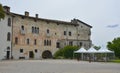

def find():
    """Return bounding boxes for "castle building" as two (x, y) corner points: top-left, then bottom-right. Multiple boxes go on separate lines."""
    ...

(0, 6), (92, 60)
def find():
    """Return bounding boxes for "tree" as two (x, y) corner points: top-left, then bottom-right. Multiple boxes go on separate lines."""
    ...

(107, 37), (120, 58)
(0, 4), (5, 20)
(93, 45), (101, 50)
(54, 46), (79, 59)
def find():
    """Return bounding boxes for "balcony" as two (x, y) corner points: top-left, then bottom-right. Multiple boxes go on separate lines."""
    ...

(20, 29), (25, 35)
(46, 33), (51, 38)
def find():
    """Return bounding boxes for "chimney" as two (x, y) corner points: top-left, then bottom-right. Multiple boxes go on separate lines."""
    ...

(3, 6), (10, 12)
(35, 14), (38, 18)
(71, 18), (78, 24)
(25, 11), (29, 16)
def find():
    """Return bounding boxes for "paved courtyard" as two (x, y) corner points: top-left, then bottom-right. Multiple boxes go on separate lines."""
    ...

(0, 59), (120, 73)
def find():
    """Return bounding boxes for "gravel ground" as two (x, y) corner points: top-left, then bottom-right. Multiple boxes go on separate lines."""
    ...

(0, 59), (120, 73)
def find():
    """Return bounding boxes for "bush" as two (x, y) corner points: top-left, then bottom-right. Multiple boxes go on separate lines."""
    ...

(54, 46), (79, 59)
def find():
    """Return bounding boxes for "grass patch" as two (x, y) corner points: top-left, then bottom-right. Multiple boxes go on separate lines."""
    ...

(110, 59), (120, 63)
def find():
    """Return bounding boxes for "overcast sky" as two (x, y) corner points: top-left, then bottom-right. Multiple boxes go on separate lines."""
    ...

(0, 0), (120, 47)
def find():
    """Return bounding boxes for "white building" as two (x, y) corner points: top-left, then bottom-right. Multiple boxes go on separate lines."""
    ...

(0, 6), (12, 60)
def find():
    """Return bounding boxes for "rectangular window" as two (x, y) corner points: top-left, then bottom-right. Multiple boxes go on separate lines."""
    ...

(8, 18), (11, 26)
(69, 41), (73, 46)
(20, 49), (23, 53)
(15, 37), (18, 44)
(7, 32), (11, 41)
(56, 42), (60, 48)
(27, 39), (29, 45)
(44, 40), (46, 46)
(64, 31), (66, 35)
(69, 32), (72, 36)
(34, 39), (37, 45)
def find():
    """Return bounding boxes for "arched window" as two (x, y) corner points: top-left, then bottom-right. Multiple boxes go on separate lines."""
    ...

(46, 40), (49, 46)
(15, 37), (18, 44)
(8, 18), (11, 26)
(44, 40), (47, 46)
(37, 27), (39, 34)
(32, 26), (34, 33)
(21, 25), (24, 30)
(27, 38), (29, 45)
(35, 27), (37, 33)
(7, 32), (11, 41)
(49, 40), (51, 46)
(47, 29), (49, 34)
(34, 39), (37, 45)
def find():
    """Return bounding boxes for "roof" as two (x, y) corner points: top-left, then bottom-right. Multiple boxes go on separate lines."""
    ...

(76, 19), (92, 28)
(9, 12), (79, 26)
(74, 47), (87, 53)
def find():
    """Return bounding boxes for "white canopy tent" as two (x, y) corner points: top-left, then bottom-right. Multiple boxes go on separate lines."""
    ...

(74, 47), (114, 61)
(98, 48), (114, 53)
(74, 47), (87, 60)
(97, 48), (114, 61)
(87, 47), (98, 53)
(74, 47), (87, 53)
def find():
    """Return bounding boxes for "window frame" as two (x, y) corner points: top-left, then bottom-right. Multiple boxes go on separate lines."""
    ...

(8, 18), (11, 26)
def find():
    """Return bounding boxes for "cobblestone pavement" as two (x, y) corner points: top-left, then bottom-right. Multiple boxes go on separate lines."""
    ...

(0, 59), (120, 73)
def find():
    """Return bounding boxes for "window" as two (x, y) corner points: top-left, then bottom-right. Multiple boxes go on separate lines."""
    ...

(80, 42), (82, 47)
(64, 31), (66, 35)
(8, 18), (11, 26)
(21, 25), (24, 30)
(44, 40), (51, 46)
(37, 28), (39, 34)
(34, 39), (37, 45)
(27, 38), (29, 45)
(7, 32), (11, 41)
(46, 40), (49, 46)
(35, 49), (37, 53)
(20, 49), (23, 53)
(69, 41), (73, 46)
(32, 26), (34, 33)
(47, 29), (49, 34)
(44, 40), (47, 46)
(56, 42), (60, 48)
(15, 37), (18, 44)
(69, 31), (71, 36)
(49, 40), (51, 46)
(35, 27), (37, 33)
(32, 26), (39, 34)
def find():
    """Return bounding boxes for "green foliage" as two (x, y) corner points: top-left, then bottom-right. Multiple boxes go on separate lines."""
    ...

(93, 45), (101, 50)
(0, 4), (5, 20)
(54, 46), (79, 59)
(107, 37), (120, 58)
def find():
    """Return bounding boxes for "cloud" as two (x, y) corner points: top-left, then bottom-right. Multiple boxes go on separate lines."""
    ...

(107, 24), (119, 28)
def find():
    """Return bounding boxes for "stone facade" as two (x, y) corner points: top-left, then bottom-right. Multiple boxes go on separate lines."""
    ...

(0, 6), (92, 60)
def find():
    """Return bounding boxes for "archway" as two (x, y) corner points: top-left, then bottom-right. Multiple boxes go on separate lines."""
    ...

(42, 50), (52, 59)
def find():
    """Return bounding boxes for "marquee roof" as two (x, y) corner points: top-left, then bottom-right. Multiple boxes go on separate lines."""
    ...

(74, 47), (114, 53)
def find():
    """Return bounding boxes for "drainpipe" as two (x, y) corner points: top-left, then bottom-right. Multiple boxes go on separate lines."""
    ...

(11, 15), (14, 59)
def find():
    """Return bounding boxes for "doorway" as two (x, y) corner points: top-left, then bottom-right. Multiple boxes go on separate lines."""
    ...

(42, 50), (52, 59)
(6, 51), (10, 59)
(29, 51), (34, 58)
